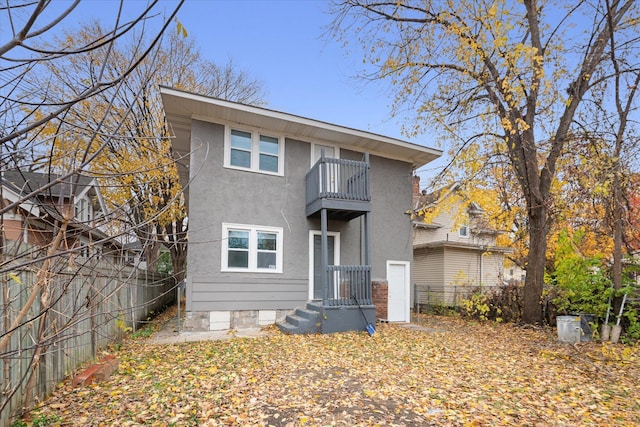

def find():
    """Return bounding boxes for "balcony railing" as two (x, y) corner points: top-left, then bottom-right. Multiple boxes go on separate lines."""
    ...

(324, 265), (371, 306)
(305, 157), (370, 212)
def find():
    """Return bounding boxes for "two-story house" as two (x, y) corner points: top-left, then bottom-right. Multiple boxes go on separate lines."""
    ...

(1, 170), (123, 264)
(161, 87), (441, 333)
(412, 178), (512, 305)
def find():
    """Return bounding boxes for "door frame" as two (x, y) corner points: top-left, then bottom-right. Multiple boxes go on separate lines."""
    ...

(310, 143), (340, 165)
(386, 260), (410, 322)
(308, 230), (340, 300)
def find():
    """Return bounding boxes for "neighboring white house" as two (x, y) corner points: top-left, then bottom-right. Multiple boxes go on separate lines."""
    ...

(412, 178), (512, 305)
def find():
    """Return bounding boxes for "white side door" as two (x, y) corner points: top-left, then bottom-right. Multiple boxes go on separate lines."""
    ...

(387, 261), (410, 322)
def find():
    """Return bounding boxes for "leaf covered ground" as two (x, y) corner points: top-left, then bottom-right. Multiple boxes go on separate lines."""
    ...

(28, 313), (639, 426)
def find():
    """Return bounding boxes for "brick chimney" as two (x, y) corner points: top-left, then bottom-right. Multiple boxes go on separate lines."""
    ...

(413, 175), (421, 195)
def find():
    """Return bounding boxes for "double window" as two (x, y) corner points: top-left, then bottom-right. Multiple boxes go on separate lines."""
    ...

(225, 127), (283, 175)
(222, 223), (283, 273)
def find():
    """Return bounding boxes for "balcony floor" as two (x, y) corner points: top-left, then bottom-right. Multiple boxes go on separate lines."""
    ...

(306, 198), (370, 220)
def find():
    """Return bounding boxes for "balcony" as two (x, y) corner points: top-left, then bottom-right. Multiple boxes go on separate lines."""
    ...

(305, 155), (370, 220)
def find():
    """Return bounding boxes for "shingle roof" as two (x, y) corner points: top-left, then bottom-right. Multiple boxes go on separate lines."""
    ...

(2, 170), (95, 200)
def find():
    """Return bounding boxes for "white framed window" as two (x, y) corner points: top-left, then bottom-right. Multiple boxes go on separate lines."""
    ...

(75, 196), (92, 223)
(222, 223), (283, 273)
(224, 126), (284, 175)
(459, 224), (470, 238)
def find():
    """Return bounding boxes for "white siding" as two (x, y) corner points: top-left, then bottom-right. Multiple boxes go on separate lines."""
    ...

(412, 247), (444, 289)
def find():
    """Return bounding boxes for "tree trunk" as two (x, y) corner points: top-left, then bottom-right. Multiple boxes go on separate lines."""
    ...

(143, 240), (161, 273)
(522, 203), (548, 324)
(171, 248), (187, 285)
(611, 161), (624, 316)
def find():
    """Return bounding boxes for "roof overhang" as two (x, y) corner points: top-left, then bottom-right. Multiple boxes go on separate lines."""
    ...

(412, 221), (442, 229)
(413, 240), (513, 253)
(1, 185), (41, 217)
(160, 86), (442, 187)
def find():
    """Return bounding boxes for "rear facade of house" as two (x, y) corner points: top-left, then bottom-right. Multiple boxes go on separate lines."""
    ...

(161, 87), (441, 332)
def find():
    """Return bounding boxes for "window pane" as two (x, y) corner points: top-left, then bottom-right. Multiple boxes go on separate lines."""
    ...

(228, 230), (249, 249)
(231, 149), (251, 168)
(228, 250), (249, 268)
(257, 252), (277, 269)
(257, 232), (277, 250)
(259, 135), (279, 154)
(231, 130), (251, 150)
(259, 154), (278, 172)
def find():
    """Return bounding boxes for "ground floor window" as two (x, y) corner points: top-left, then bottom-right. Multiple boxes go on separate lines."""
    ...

(221, 223), (283, 273)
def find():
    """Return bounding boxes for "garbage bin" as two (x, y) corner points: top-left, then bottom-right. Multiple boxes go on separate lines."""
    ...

(580, 314), (594, 342)
(557, 315), (581, 343)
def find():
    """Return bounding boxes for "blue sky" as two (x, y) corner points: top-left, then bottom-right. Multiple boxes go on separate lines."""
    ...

(1, 0), (445, 182)
(175, 0), (444, 181)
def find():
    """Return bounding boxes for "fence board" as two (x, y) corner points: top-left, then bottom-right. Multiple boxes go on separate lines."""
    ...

(1, 252), (175, 426)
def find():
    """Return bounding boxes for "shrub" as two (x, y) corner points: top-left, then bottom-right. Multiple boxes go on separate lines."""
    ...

(461, 283), (523, 322)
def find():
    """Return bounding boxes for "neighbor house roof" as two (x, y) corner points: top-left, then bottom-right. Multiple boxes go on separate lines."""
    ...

(3, 170), (95, 198)
(414, 240), (513, 253)
(1, 170), (112, 243)
(160, 86), (442, 189)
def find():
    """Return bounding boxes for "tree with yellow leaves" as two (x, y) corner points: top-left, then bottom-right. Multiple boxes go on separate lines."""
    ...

(1, 1), (188, 420)
(331, 0), (640, 324)
(25, 20), (266, 282)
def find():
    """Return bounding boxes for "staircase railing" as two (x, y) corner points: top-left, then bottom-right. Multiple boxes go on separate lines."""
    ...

(325, 265), (371, 306)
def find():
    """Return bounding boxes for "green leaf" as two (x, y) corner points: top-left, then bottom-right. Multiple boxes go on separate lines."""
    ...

(9, 273), (22, 285)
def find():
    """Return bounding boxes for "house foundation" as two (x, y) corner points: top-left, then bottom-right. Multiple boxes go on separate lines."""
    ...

(182, 310), (288, 332)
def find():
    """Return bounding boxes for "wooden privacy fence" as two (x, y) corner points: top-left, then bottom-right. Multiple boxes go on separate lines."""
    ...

(0, 257), (175, 426)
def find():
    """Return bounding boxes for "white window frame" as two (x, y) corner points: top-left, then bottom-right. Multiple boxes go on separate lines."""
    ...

(75, 196), (93, 223)
(459, 224), (470, 238)
(221, 223), (283, 273)
(223, 125), (284, 176)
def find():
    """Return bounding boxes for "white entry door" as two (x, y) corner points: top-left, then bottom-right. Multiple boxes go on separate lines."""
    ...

(387, 261), (410, 322)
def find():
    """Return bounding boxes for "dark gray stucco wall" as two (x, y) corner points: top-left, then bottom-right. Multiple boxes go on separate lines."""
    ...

(186, 119), (414, 312)
(341, 149), (415, 280)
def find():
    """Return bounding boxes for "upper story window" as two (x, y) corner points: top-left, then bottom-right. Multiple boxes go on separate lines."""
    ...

(75, 196), (92, 223)
(221, 223), (283, 273)
(225, 127), (284, 175)
(458, 224), (470, 238)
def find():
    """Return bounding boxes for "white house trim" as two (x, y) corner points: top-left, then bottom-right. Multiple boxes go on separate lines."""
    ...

(221, 223), (284, 273)
(222, 124), (285, 176)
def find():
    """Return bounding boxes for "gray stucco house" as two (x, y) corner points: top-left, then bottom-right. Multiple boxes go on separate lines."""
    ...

(161, 87), (441, 333)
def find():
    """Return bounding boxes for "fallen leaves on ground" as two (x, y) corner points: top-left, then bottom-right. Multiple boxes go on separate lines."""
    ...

(29, 315), (639, 426)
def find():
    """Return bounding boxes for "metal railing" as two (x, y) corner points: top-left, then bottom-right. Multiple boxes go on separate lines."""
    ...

(306, 157), (370, 206)
(413, 284), (482, 312)
(325, 265), (371, 306)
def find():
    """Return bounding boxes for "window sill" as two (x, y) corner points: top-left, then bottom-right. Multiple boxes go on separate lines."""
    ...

(223, 164), (283, 177)
(221, 268), (283, 274)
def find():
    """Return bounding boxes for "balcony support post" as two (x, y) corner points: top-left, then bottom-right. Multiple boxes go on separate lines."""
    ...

(321, 207), (328, 305)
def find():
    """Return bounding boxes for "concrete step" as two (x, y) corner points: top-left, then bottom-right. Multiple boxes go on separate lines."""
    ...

(295, 308), (320, 321)
(285, 314), (308, 327)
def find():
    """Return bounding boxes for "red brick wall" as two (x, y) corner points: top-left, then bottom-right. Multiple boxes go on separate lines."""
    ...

(372, 280), (388, 321)
(413, 175), (421, 195)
